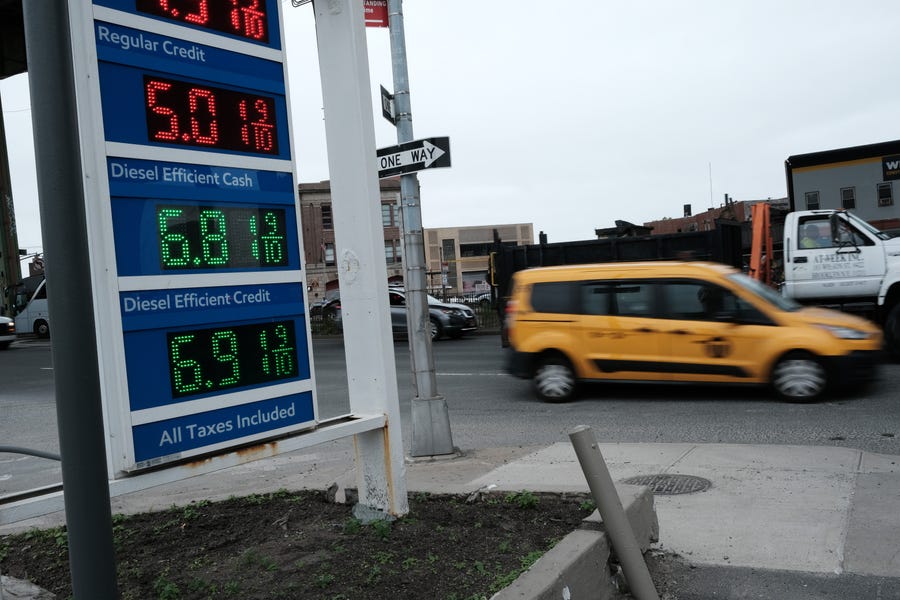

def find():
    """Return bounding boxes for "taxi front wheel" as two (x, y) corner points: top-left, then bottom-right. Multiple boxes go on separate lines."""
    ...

(533, 355), (576, 403)
(771, 351), (828, 402)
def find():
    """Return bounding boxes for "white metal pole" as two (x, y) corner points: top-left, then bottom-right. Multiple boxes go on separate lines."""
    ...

(313, 0), (408, 516)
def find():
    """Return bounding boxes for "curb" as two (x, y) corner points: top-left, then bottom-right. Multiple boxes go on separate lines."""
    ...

(493, 484), (658, 600)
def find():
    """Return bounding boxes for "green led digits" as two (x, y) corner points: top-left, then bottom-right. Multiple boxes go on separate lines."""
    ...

(169, 334), (202, 394)
(167, 320), (299, 398)
(199, 209), (228, 265)
(261, 211), (285, 265)
(159, 208), (191, 266)
(157, 204), (289, 270)
(259, 323), (295, 377)
(211, 329), (240, 386)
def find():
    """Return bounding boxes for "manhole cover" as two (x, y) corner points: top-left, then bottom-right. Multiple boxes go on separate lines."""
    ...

(620, 474), (711, 495)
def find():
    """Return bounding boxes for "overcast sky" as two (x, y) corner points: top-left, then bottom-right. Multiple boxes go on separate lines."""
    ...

(3, 0), (900, 260)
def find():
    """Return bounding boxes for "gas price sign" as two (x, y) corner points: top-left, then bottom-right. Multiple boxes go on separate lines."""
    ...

(143, 75), (279, 154)
(156, 203), (288, 270)
(135, 0), (271, 43)
(68, 1), (316, 474)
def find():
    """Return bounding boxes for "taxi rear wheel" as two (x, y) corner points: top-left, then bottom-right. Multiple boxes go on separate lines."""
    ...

(771, 351), (828, 402)
(533, 355), (576, 403)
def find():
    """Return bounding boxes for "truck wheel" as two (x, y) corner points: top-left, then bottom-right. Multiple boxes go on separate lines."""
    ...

(884, 303), (900, 360)
(34, 320), (50, 339)
(533, 354), (576, 403)
(771, 351), (827, 402)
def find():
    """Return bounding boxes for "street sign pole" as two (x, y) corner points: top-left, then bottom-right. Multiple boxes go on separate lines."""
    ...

(387, 0), (454, 457)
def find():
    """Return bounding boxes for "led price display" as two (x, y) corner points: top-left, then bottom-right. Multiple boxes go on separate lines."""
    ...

(135, 0), (270, 43)
(168, 320), (298, 398)
(144, 75), (278, 154)
(157, 204), (288, 269)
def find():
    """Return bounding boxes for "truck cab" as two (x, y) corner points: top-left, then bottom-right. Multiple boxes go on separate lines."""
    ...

(782, 210), (900, 305)
(779, 209), (900, 356)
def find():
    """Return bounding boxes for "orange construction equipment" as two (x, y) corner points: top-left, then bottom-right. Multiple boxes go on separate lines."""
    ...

(748, 203), (772, 285)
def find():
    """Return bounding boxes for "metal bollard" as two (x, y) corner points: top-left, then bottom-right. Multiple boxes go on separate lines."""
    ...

(569, 425), (659, 600)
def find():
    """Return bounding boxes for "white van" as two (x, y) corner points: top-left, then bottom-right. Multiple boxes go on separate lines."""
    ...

(13, 275), (50, 338)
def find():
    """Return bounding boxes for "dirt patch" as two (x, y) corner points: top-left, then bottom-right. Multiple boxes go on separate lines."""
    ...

(1, 489), (600, 599)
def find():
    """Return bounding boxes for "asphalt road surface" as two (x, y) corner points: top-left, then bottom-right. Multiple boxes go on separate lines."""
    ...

(2, 333), (899, 599)
(3, 333), (899, 496)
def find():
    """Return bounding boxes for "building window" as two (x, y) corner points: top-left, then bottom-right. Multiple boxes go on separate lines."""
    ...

(840, 187), (856, 209)
(383, 241), (402, 264)
(459, 242), (493, 257)
(382, 204), (394, 227)
(324, 243), (335, 266)
(878, 182), (894, 207)
(321, 205), (332, 230)
(804, 191), (820, 210)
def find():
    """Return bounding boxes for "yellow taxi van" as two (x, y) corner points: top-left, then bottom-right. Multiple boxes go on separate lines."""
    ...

(504, 261), (882, 403)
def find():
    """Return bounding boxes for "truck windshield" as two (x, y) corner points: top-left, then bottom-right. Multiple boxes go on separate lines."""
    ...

(846, 213), (892, 241)
(728, 273), (801, 312)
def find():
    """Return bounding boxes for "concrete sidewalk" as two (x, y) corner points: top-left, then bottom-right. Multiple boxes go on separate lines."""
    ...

(460, 443), (900, 578)
(3, 441), (900, 595)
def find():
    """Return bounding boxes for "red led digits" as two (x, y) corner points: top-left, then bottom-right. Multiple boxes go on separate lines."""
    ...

(144, 75), (278, 155)
(231, 0), (266, 40)
(187, 87), (219, 146)
(136, 0), (269, 43)
(146, 80), (179, 141)
(239, 98), (274, 153)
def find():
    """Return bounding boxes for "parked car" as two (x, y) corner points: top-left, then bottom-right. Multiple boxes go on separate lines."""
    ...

(309, 297), (341, 320)
(505, 261), (882, 403)
(0, 316), (16, 349)
(389, 289), (478, 340)
(447, 292), (492, 306)
(330, 289), (478, 341)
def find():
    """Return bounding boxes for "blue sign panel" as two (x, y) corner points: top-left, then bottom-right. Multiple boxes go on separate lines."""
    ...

(121, 283), (309, 411)
(112, 197), (301, 276)
(94, 0), (283, 51)
(107, 158), (294, 202)
(99, 61), (291, 160)
(120, 283), (304, 330)
(132, 392), (314, 464)
(124, 315), (310, 410)
(95, 21), (284, 92)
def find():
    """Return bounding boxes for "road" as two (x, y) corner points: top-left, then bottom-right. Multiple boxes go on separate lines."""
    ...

(3, 333), (899, 497)
(3, 333), (899, 599)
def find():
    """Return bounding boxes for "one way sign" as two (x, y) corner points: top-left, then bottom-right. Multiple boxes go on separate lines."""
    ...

(377, 137), (451, 179)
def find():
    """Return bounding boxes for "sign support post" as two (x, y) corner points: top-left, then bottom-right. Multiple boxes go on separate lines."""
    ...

(22, 2), (119, 596)
(314, 0), (409, 516)
(387, 0), (454, 457)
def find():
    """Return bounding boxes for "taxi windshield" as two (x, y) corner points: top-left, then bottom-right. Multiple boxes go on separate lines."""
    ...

(728, 273), (802, 312)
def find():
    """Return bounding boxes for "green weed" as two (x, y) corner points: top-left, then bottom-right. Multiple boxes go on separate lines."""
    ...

(504, 491), (540, 509)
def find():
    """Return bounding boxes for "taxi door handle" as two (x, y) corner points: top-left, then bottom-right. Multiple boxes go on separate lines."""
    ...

(635, 327), (655, 333)
(794, 256), (808, 263)
(670, 329), (689, 335)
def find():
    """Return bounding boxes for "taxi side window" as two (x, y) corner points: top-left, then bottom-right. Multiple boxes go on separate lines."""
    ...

(580, 283), (612, 315)
(530, 282), (576, 313)
(663, 282), (708, 320)
(663, 281), (768, 324)
(612, 282), (656, 317)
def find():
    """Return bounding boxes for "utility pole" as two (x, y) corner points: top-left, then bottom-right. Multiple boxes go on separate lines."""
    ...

(387, 0), (454, 457)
